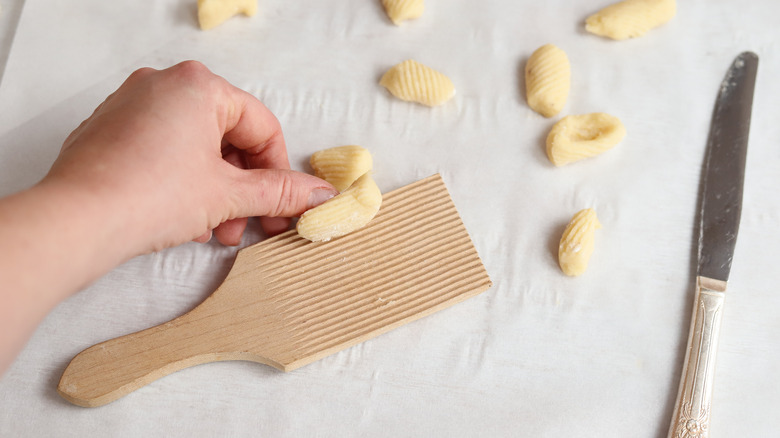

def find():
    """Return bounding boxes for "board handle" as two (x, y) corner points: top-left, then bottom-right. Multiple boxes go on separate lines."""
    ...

(667, 276), (726, 438)
(57, 304), (265, 407)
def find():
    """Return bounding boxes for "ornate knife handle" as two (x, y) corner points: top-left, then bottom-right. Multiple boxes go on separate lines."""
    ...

(668, 276), (727, 438)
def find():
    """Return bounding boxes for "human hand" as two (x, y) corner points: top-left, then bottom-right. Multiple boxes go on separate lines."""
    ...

(44, 61), (338, 257)
(4, 61), (342, 373)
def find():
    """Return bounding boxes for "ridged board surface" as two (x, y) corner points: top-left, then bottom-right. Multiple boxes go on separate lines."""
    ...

(237, 173), (492, 369)
(57, 174), (491, 407)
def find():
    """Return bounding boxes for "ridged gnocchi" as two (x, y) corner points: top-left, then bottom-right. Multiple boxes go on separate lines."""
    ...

(197, 0), (257, 30)
(525, 44), (571, 118)
(382, 0), (425, 25)
(310, 145), (373, 192)
(585, 0), (677, 40)
(558, 209), (601, 276)
(546, 113), (626, 166)
(297, 173), (383, 242)
(380, 60), (455, 107)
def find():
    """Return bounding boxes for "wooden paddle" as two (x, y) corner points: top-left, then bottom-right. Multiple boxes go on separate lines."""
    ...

(57, 174), (492, 407)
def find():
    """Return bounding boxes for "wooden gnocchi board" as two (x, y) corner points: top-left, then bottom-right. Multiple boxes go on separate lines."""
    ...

(57, 174), (492, 407)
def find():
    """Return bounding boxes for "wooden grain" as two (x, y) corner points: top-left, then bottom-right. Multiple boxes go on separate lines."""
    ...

(57, 174), (492, 407)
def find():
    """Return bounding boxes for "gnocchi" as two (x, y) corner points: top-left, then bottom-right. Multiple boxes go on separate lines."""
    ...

(380, 60), (455, 107)
(382, 0), (425, 25)
(310, 145), (373, 192)
(546, 113), (626, 166)
(197, 0), (257, 31)
(558, 209), (601, 276)
(585, 0), (677, 40)
(296, 173), (383, 242)
(525, 44), (571, 118)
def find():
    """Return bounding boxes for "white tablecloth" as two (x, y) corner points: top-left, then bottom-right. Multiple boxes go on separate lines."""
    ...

(1, 0), (779, 436)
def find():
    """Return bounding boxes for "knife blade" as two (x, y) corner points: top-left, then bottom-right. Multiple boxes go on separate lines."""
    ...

(668, 52), (758, 438)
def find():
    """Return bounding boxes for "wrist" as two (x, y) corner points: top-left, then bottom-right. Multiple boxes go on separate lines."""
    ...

(0, 177), (138, 374)
(7, 178), (138, 297)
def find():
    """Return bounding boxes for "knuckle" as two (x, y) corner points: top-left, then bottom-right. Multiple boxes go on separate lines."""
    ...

(171, 60), (211, 81)
(272, 172), (297, 217)
(176, 59), (207, 71)
(126, 66), (156, 83)
(169, 60), (224, 102)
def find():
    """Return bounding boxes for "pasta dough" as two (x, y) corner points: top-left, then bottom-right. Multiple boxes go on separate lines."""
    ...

(382, 0), (425, 25)
(525, 44), (571, 118)
(546, 113), (626, 166)
(380, 60), (455, 107)
(297, 173), (383, 242)
(585, 0), (676, 40)
(197, 0), (257, 31)
(558, 209), (601, 276)
(310, 145), (373, 192)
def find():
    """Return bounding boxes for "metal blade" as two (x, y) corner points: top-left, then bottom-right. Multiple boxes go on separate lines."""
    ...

(697, 52), (758, 281)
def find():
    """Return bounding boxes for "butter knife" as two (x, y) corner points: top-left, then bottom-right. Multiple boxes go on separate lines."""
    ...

(667, 52), (758, 438)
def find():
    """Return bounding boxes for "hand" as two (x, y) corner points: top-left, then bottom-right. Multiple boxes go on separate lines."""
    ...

(47, 61), (338, 255)
(2, 61), (340, 374)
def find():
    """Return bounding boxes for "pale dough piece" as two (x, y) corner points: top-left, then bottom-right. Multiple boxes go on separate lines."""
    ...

(558, 209), (601, 276)
(585, 0), (676, 40)
(310, 146), (373, 192)
(380, 60), (455, 107)
(525, 44), (571, 118)
(546, 113), (626, 166)
(197, 0), (257, 31)
(382, 0), (425, 25)
(297, 173), (383, 242)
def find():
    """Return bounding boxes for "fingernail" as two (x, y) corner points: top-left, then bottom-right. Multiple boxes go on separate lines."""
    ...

(308, 187), (338, 209)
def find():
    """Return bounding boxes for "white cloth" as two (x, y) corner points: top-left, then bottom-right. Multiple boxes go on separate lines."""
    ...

(1, 0), (779, 436)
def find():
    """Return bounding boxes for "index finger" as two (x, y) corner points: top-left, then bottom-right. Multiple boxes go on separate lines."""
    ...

(219, 84), (290, 171)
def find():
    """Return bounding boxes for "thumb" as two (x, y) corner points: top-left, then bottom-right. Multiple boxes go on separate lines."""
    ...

(232, 168), (338, 219)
